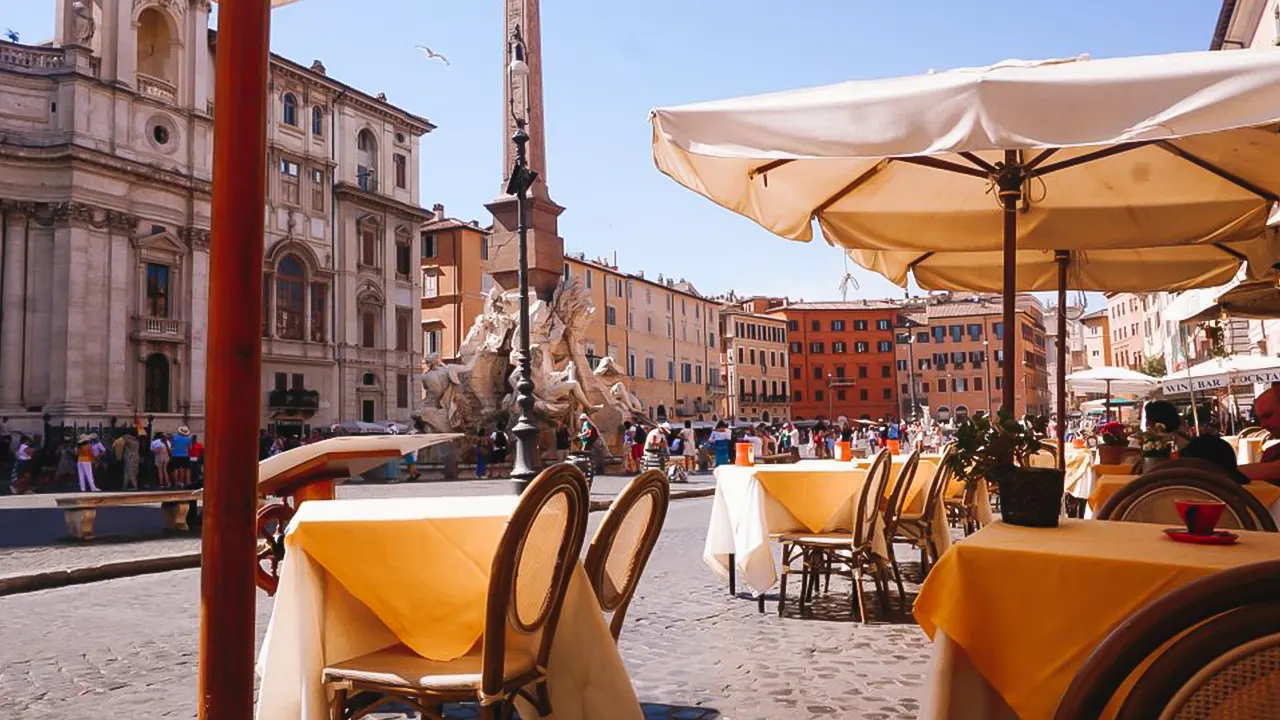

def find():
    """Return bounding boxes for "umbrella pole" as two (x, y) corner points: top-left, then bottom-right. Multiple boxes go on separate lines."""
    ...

(1055, 251), (1068, 469)
(1184, 331), (1200, 436)
(199, 1), (271, 718)
(998, 150), (1022, 415)
(1105, 379), (1112, 423)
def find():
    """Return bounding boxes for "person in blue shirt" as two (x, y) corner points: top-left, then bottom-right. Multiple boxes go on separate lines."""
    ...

(170, 426), (192, 489)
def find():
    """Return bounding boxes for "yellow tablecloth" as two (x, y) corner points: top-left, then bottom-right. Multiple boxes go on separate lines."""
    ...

(1090, 474), (1280, 520)
(914, 520), (1280, 720)
(256, 496), (641, 720)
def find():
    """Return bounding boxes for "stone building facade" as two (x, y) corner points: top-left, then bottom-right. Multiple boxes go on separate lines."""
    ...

(0, 0), (432, 435)
(720, 301), (790, 425)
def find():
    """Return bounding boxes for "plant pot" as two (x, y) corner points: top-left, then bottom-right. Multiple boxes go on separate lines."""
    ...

(1142, 456), (1171, 474)
(1097, 444), (1127, 465)
(999, 466), (1064, 528)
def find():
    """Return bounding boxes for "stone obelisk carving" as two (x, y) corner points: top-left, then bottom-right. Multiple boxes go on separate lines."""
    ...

(485, 0), (565, 300)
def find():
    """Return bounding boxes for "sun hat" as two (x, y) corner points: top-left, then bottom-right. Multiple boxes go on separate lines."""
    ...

(177, 426), (191, 436)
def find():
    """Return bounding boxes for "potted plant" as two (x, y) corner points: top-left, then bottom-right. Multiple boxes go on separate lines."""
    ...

(1095, 421), (1131, 465)
(947, 410), (1064, 528)
(1134, 422), (1175, 473)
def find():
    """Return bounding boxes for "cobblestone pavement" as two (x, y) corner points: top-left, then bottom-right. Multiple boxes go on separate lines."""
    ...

(0, 495), (933, 720)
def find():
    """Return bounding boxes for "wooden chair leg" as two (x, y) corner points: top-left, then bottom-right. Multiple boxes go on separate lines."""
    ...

(797, 551), (809, 614)
(536, 680), (552, 716)
(330, 688), (348, 720)
(852, 564), (868, 622)
(778, 547), (790, 616)
(889, 549), (907, 613)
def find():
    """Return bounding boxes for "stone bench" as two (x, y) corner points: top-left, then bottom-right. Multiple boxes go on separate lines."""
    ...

(55, 490), (202, 540)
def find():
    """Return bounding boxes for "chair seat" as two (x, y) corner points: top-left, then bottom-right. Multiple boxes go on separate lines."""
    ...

(323, 643), (536, 694)
(780, 533), (854, 547)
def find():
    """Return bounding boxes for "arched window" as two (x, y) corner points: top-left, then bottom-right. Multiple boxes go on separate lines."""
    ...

(144, 353), (170, 413)
(361, 309), (377, 348)
(282, 93), (298, 127)
(356, 129), (378, 191)
(136, 8), (175, 85)
(275, 255), (305, 340)
(311, 106), (324, 135)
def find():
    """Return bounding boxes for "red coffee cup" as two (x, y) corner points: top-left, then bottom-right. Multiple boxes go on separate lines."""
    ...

(1175, 500), (1226, 536)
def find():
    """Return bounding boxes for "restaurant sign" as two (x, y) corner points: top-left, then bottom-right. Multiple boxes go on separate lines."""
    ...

(1162, 369), (1280, 394)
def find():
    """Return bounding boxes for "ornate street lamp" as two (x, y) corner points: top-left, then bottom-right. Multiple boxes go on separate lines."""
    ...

(506, 25), (539, 492)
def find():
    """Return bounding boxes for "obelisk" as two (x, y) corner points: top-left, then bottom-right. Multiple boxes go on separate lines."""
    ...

(486, 0), (565, 299)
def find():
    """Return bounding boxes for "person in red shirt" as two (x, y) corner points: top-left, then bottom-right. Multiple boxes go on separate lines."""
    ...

(189, 434), (205, 488)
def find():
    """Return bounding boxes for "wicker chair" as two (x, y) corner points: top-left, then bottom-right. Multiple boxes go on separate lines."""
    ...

(1139, 467), (1278, 532)
(1096, 469), (1263, 532)
(583, 470), (669, 641)
(777, 449), (893, 621)
(322, 463), (590, 720)
(880, 449), (922, 611)
(945, 478), (982, 536)
(1055, 560), (1280, 719)
(894, 444), (956, 578)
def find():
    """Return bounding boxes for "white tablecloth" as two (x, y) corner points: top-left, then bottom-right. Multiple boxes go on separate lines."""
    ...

(703, 460), (950, 593)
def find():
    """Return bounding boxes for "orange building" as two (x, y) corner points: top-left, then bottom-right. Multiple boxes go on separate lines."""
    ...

(419, 205), (490, 361)
(770, 301), (901, 422)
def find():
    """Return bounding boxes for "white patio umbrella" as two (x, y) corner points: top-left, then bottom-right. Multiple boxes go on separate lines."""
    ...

(1065, 367), (1158, 420)
(1160, 354), (1280, 395)
(651, 49), (1280, 414)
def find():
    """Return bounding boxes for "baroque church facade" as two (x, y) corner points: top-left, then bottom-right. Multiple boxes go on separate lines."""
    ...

(0, 0), (434, 435)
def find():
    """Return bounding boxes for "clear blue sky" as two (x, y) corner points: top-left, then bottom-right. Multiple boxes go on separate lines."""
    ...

(6, 0), (1222, 306)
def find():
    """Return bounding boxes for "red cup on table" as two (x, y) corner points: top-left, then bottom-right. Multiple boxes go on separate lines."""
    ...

(1175, 500), (1226, 536)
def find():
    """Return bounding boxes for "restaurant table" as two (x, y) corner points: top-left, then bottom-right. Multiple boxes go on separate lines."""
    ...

(914, 520), (1280, 719)
(1089, 474), (1280, 525)
(704, 458), (951, 594)
(256, 495), (641, 720)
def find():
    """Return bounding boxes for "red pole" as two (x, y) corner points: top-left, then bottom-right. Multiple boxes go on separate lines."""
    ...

(1056, 251), (1068, 469)
(199, 0), (271, 717)
(999, 150), (1020, 415)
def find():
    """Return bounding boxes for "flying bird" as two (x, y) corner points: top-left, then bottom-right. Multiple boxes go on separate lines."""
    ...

(415, 46), (449, 66)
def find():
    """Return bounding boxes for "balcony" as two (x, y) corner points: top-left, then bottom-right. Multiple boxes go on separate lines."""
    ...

(137, 73), (177, 104)
(0, 41), (65, 73)
(741, 393), (758, 403)
(132, 316), (187, 343)
(708, 383), (728, 396)
(268, 388), (320, 413)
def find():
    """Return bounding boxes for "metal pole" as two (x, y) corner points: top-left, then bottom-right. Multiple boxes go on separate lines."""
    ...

(983, 338), (993, 416)
(199, 0), (270, 716)
(1055, 251), (1068, 469)
(997, 150), (1023, 415)
(509, 124), (538, 491)
(907, 335), (917, 418)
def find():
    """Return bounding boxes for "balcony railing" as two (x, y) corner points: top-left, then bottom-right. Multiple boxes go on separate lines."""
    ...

(0, 41), (65, 73)
(137, 73), (177, 104)
(268, 388), (320, 412)
(132, 316), (187, 342)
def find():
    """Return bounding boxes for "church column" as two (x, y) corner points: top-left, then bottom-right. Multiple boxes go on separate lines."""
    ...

(100, 0), (120, 81)
(115, 0), (136, 87)
(104, 214), (135, 415)
(192, 0), (212, 112)
(187, 229), (210, 421)
(0, 205), (30, 413)
(45, 211), (91, 416)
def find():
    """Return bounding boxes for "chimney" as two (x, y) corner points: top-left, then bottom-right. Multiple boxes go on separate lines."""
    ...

(310, 59), (327, 75)
(432, 203), (444, 219)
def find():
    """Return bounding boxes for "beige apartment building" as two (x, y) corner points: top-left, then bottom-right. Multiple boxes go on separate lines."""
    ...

(0, 0), (432, 435)
(720, 300), (790, 424)
(420, 205), (490, 361)
(1081, 309), (1112, 369)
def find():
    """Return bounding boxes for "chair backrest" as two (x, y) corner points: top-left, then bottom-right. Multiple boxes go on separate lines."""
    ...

(1096, 470), (1259, 531)
(1055, 560), (1280, 720)
(920, 444), (956, 525)
(482, 463), (590, 699)
(1140, 467), (1278, 533)
(882, 449), (921, 539)
(852, 449), (893, 547)
(1145, 457), (1236, 477)
(1239, 426), (1269, 440)
(583, 470), (669, 641)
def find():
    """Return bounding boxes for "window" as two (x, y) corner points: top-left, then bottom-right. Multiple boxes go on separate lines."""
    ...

(280, 159), (300, 205)
(309, 283), (326, 342)
(421, 270), (438, 298)
(275, 255), (305, 340)
(749, 349), (756, 365)
(645, 357), (656, 379)
(395, 236), (412, 277)
(855, 341), (869, 353)
(815, 389), (824, 401)
(421, 233), (436, 259)
(968, 323), (982, 340)
(995, 377), (1003, 390)
(616, 278), (624, 299)
(770, 351), (777, 367)
(696, 365), (703, 384)
(860, 388), (869, 401)
(788, 320), (798, 331)
(994, 322), (1004, 338)
(311, 106), (324, 135)
(396, 373), (410, 408)
(393, 154), (407, 189)
(938, 378), (947, 392)
(974, 377), (984, 391)
(833, 341), (847, 353)
(932, 327), (945, 342)
(949, 325), (963, 342)
(877, 341), (892, 353)
(627, 353), (637, 376)
(310, 169), (325, 211)
(882, 388), (891, 400)
(282, 92), (297, 126)
(425, 329), (440, 355)
(395, 309), (410, 351)
(480, 236), (489, 260)
(361, 310), (377, 348)
(881, 365), (891, 378)
(667, 360), (675, 381)
(897, 360), (908, 371)
(837, 389), (847, 401)
(809, 342), (824, 353)
(481, 274), (493, 294)
(681, 362), (693, 383)
(794, 390), (803, 402)
(793, 366), (801, 380)
(606, 306), (617, 326)
(876, 319), (891, 331)
(262, 275), (271, 337)
(831, 320), (846, 331)
(360, 223), (377, 266)
(790, 341), (801, 353)
(916, 331), (930, 343)
(922, 382), (930, 393)
(813, 366), (824, 380)
(145, 263), (170, 318)
(811, 320), (820, 331)
(586, 269), (593, 288)
(858, 365), (868, 378)
(852, 319), (867, 331)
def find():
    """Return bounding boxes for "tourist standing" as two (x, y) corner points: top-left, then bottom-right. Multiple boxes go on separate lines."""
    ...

(189, 435), (204, 487)
(709, 421), (732, 467)
(258, 429), (273, 460)
(680, 420), (697, 472)
(489, 427), (508, 467)
(122, 431), (140, 490)
(621, 421), (637, 473)
(152, 432), (171, 489)
(475, 428), (490, 479)
(170, 426), (192, 489)
(642, 421), (671, 472)
(75, 435), (100, 492)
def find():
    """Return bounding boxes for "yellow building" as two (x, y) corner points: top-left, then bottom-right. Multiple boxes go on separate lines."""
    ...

(420, 205), (490, 361)
(720, 301), (790, 424)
